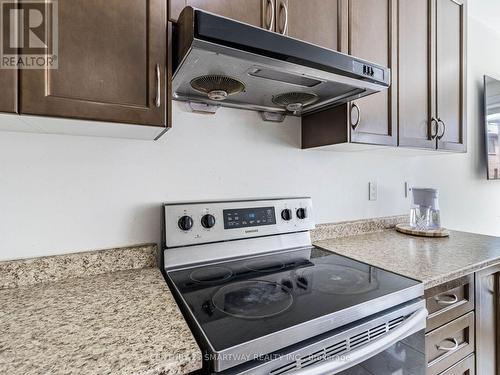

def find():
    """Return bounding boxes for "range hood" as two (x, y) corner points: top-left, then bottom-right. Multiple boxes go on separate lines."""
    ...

(172, 7), (390, 121)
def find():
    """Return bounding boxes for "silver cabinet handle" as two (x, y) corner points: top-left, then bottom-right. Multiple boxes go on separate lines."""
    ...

(430, 117), (439, 139)
(155, 64), (161, 108)
(435, 294), (459, 305)
(278, 1), (288, 34)
(350, 103), (361, 130)
(436, 337), (459, 352)
(437, 118), (446, 140)
(264, 0), (274, 30)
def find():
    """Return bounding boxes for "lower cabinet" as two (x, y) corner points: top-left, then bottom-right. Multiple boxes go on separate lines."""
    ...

(425, 312), (474, 375)
(422, 268), (500, 374)
(439, 355), (475, 375)
(475, 264), (500, 374)
(425, 275), (474, 333)
(424, 275), (475, 375)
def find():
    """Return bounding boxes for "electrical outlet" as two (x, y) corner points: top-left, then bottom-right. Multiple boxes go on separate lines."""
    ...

(404, 181), (411, 198)
(369, 181), (377, 201)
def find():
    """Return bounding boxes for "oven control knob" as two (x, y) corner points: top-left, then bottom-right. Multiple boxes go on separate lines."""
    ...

(281, 209), (292, 221)
(201, 214), (216, 229)
(178, 215), (194, 231)
(296, 208), (307, 220)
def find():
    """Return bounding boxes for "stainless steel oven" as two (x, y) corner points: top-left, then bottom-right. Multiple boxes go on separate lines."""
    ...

(162, 198), (427, 374)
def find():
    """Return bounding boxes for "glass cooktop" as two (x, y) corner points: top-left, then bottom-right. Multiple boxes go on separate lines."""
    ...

(166, 247), (421, 352)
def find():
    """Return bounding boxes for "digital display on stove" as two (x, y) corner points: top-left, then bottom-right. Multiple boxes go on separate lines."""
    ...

(223, 207), (276, 229)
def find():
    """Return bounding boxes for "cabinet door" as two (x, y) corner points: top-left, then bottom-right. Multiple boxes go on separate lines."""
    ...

(398, 0), (436, 149)
(169, 0), (185, 21)
(439, 354), (475, 375)
(0, 70), (17, 114)
(475, 266), (500, 374)
(0, 0), (17, 114)
(347, 0), (397, 146)
(425, 312), (475, 375)
(436, 0), (467, 152)
(424, 275), (474, 333)
(283, 0), (340, 51)
(171, 0), (268, 29)
(20, 0), (168, 127)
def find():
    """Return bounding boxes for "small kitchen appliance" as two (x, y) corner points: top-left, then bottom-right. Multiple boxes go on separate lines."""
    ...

(409, 188), (441, 230)
(162, 198), (427, 374)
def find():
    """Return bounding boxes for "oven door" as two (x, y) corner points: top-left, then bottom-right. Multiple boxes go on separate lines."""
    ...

(221, 301), (427, 375)
(289, 308), (427, 375)
(337, 329), (425, 374)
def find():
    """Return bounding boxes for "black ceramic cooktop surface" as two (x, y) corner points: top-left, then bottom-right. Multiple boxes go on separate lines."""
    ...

(167, 247), (420, 352)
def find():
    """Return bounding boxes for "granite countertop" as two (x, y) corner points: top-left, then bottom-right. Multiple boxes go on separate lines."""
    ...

(0, 247), (202, 375)
(315, 229), (500, 289)
(4, 216), (500, 375)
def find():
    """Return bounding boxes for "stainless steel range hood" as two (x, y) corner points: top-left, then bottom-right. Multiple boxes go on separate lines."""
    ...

(172, 7), (390, 121)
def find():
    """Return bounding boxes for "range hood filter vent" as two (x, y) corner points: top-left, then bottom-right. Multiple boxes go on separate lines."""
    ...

(272, 92), (319, 113)
(190, 75), (245, 101)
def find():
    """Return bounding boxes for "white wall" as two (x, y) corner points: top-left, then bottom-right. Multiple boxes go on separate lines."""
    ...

(0, 103), (420, 261)
(412, 12), (500, 237)
(468, 0), (500, 34)
(0, 3), (498, 261)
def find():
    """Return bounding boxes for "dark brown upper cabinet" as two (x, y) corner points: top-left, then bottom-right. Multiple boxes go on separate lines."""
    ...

(169, 0), (272, 30)
(0, 69), (17, 114)
(398, 0), (436, 149)
(398, 0), (467, 152)
(276, 0), (341, 51)
(346, 0), (397, 146)
(302, 0), (397, 149)
(20, 0), (169, 128)
(303, 0), (466, 152)
(435, 0), (467, 152)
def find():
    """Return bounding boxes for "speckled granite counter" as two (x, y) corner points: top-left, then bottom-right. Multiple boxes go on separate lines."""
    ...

(315, 229), (500, 289)
(4, 217), (499, 374)
(0, 247), (202, 375)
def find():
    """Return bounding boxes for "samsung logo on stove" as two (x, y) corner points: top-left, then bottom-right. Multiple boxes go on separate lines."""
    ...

(245, 229), (259, 234)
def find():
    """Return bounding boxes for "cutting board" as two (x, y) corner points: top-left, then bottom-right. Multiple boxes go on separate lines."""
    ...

(395, 223), (450, 238)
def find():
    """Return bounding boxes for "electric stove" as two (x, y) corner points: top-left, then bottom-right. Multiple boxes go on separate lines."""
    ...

(162, 198), (426, 374)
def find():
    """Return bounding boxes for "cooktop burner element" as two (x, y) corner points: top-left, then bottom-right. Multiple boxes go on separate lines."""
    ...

(244, 260), (285, 273)
(212, 280), (293, 319)
(298, 264), (379, 295)
(189, 266), (233, 284)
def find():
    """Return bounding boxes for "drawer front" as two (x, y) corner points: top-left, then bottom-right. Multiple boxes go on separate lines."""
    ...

(426, 312), (475, 375)
(439, 354), (475, 375)
(425, 275), (474, 332)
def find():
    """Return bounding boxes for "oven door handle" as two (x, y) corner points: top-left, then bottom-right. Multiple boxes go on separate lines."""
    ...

(291, 308), (428, 375)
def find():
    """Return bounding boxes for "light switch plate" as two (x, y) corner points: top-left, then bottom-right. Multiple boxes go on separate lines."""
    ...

(369, 181), (377, 201)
